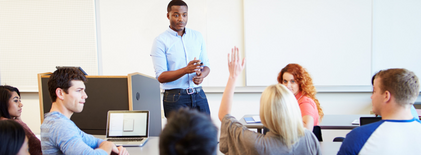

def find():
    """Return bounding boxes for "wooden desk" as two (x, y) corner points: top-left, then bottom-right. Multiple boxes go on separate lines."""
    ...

(239, 114), (375, 131)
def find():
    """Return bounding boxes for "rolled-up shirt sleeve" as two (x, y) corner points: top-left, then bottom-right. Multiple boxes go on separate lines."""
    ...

(151, 38), (168, 79)
(198, 33), (210, 70)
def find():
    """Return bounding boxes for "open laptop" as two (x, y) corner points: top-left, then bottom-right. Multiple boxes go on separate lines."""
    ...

(359, 117), (382, 126)
(105, 110), (149, 147)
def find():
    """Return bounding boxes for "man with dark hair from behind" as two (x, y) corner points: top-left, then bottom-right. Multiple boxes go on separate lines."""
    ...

(0, 120), (29, 155)
(41, 68), (128, 155)
(338, 68), (421, 155)
(159, 108), (218, 155)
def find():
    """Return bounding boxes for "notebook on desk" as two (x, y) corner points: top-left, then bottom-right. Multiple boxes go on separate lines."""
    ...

(105, 110), (149, 147)
(351, 119), (360, 125)
(244, 116), (261, 124)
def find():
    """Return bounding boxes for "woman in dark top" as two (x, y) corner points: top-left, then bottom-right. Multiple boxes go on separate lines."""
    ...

(0, 85), (42, 155)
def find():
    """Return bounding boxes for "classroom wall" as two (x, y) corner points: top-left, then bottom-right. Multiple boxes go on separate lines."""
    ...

(0, 0), (99, 90)
(5, 0), (421, 140)
(2, 0), (420, 91)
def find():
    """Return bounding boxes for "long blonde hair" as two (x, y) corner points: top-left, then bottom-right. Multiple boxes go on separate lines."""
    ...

(260, 84), (305, 148)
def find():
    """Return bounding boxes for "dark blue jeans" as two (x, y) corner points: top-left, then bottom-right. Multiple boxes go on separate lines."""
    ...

(163, 87), (210, 118)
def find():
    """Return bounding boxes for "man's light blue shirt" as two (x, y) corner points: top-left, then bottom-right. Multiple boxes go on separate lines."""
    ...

(41, 112), (107, 155)
(151, 27), (210, 90)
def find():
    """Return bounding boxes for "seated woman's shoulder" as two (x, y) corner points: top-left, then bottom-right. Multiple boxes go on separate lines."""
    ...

(300, 95), (315, 103)
(303, 129), (319, 142)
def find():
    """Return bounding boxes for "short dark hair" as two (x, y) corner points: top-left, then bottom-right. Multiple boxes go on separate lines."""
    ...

(167, 0), (188, 12)
(48, 67), (87, 102)
(0, 120), (26, 155)
(159, 108), (218, 155)
(0, 85), (21, 119)
(372, 68), (420, 106)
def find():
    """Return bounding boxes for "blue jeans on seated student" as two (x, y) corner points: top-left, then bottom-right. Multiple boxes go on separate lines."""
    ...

(163, 87), (210, 118)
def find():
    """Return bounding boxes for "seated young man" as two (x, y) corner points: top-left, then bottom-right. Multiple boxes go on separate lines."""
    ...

(159, 108), (218, 155)
(40, 68), (128, 155)
(338, 68), (421, 155)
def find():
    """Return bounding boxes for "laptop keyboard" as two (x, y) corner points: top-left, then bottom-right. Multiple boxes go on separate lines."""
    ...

(107, 138), (144, 142)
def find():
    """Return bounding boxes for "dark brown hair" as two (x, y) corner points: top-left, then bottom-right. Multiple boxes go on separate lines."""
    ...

(48, 68), (87, 102)
(0, 120), (26, 155)
(0, 85), (20, 118)
(159, 108), (218, 155)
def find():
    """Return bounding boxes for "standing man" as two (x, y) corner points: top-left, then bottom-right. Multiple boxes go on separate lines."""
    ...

(41, 68), (128, 155)
(151, 0), (211, 117)
(338, 68), (421, 155)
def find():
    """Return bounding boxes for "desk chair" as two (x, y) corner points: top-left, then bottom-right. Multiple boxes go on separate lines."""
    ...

(312, 126), (323, 142)
(333, 137), (345, 142)
(263, 126), (323, 142)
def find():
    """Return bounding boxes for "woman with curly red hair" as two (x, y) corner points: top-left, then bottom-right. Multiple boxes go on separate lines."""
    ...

(278, 63), (323, 131)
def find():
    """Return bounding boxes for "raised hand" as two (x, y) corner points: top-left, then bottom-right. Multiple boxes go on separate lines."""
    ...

(228, 46), (245, 79)
(218, 46), (246, 121)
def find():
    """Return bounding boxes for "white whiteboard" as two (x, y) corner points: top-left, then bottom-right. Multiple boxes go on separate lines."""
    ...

(0, 0), (244, 91)
(97, 0), (244, 87)
(1, 0), (420, 91)
(244, 0), (373, 86)
(0, 0), (98, 91)
(372, 0), (421, 78)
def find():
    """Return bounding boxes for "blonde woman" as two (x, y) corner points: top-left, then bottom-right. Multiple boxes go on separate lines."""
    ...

(218, 47), (320, 155)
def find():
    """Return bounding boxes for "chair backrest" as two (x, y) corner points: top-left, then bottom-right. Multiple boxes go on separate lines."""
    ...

(312, 126), (323, 142)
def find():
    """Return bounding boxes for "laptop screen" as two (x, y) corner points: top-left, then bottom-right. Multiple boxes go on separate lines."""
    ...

(359, 117), (382, 126)
(106, 111), (149, 138)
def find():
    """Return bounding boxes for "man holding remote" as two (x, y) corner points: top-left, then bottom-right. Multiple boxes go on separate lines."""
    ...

(150, 0), (211, 117)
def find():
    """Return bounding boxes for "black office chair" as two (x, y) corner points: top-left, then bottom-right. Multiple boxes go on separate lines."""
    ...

(333, 137), (345, 142)
(263, 126), (323, 142)
(312, 126), (323, 142)
(263, 127), (269, 135)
